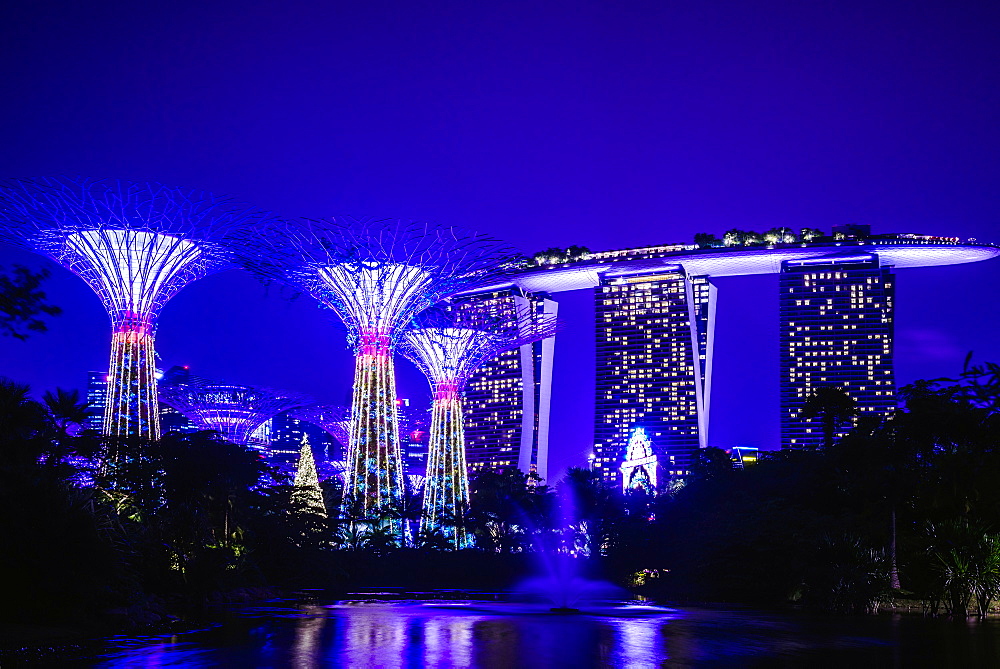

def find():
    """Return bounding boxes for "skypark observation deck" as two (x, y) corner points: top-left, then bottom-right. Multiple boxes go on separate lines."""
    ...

(475, 235), (1000, 294)
(456, 235), (1000, 488)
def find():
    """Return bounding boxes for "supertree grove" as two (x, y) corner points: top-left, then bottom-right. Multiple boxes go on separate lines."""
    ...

(0, 177), (264, 440)
(400, 304), (558, 548)
(237, 217), (519, 529)
(158, 377), (308, 449)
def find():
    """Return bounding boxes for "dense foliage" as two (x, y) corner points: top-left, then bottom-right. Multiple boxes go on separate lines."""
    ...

(3, 359), (1000, 632)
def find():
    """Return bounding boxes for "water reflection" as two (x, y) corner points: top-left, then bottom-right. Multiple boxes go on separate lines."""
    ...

(335, 606), (409, 666)
(88, 600), (1000, 667)
(291, 606), (327, 668)
(610, 617), (665, 666)
(422, 614), (478, 666)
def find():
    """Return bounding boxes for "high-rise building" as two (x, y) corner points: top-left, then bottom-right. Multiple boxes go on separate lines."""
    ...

(84, 371), (108, 431)
(157, 365), (197, 435)
(454, 232), (993, 477)
(396, 398), (430, 477)
(456, 288), (558, 481)
(159, 403), (198, 435)
(89, 367), (200, 434)
(592, 268), (715, 488)
(779, 253), (895, 449)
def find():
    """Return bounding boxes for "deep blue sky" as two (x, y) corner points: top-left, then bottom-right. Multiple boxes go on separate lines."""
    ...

(2, 1), (999, 480)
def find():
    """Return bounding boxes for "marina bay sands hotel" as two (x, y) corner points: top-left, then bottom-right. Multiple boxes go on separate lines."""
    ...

(455, 228), (999, 487)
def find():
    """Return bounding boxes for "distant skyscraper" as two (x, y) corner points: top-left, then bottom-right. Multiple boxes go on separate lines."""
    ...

(779, 253), (895, 449)
(395, 398), (430, 478)
(84, 371), (108, 431)
(159, 403), (198, 435)
(592, 269), (715, 488)
(457, 288), (558, 481)
(90, 366), (199, 434)
(157, 365), (197, 434)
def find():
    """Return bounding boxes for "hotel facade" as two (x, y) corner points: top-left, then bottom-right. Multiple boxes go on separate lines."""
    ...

(457, 233), (997, 487)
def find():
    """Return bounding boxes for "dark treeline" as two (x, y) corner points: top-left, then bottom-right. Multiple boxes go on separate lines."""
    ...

(623, 359), (1000, 616)
(4, 360), (1000, 634)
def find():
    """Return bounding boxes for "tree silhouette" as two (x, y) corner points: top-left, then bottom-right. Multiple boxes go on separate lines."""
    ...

(693, 447), (734, 480)
(693, 233), (721, 248)
(0, 265), (61, 340)
(802, 385), (858, 449)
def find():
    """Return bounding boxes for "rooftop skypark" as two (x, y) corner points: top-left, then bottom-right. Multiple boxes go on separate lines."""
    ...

(526, 226), (981, 268)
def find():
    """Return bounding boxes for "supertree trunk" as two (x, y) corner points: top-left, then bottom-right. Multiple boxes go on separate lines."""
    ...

(104, 318), (160, 440)
(343, 333), (405, 527)
(420, 382), (470, 549)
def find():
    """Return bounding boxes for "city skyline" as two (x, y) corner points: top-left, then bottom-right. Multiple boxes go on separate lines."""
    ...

(4, 1), (1000, 481)
(4, 224), (997, 484)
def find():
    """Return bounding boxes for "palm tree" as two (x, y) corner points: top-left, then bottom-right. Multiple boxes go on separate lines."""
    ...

(42, 388), (90, 437)
(802, 385), (858, 450)
(334, 523), (373, 551)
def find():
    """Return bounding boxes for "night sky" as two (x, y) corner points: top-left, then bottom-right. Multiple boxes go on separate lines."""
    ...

(2, 1), (999, 480)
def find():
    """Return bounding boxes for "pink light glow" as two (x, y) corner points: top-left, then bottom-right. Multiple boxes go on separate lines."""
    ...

(433, 380), (461, 401)
(358, 331), (392, 356)
(112, 313), (154, 336)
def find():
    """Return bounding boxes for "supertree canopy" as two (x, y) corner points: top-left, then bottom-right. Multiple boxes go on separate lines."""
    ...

(399, 304), (559, 548)
(237, 217), (520, 527)
(0, 177), (265, 440)
(289, 404), (351, 452)
(158, 377), (308, 448)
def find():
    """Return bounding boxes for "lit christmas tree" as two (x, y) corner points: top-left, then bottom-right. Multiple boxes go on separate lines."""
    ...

(292, 433), (327, 517)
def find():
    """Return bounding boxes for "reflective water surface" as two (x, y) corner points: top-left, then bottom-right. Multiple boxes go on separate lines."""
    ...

(80, 599), (1000, 667)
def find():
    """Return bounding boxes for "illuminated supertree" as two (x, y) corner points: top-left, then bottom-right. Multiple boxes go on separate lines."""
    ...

(0, 177), (264, 440)
(399, 305), (559, 548)
(238, 217), (519, 527)
(158, 378), (308, 448)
